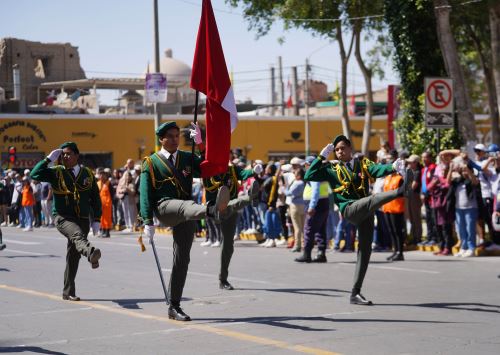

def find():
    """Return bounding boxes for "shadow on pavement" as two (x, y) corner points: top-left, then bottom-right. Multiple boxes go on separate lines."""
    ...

(237, 287), (349, 298)
(0, 346), (68, 354)
(84, 297), (192, 309)
(378, 302), (500, 314)
(195, 315), (456, 331)
(0, 268), (10, 272)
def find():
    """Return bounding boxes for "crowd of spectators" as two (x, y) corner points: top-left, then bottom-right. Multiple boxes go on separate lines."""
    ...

(2, 142), (500, 259)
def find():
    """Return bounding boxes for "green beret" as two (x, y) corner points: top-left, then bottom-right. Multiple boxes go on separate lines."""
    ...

(156, 121), (179, 137)
(332, 135), (351, 148)
(60, 141), (79, 154)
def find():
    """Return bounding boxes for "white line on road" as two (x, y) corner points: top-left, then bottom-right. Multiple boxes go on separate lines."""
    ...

(2, 249), (50, 256)
(338, 262), (439, 274)
(2, 239), (41, 245)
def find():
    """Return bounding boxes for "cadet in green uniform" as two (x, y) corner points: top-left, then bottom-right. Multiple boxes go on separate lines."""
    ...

(31, 142), (102, 301)
(304, 135), (412, 305)
(140, 121), (231, 322)
(203, 161), (261, 290)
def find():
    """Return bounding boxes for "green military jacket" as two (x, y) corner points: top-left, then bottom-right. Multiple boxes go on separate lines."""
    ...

(203, 165), (254, 202)
(304, 156), (395, 214)
(139, 150), (202, 225)
(30, 158), (101, 220)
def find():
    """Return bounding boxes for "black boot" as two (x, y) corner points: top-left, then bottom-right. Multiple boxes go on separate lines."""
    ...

(392, 253), (404, 261)
(386, 252), (397, 261)
(294, 251), (312, 263)
(312, 250), (327, 263)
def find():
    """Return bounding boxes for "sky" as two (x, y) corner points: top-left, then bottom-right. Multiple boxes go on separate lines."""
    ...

(1, 0), (398, 105)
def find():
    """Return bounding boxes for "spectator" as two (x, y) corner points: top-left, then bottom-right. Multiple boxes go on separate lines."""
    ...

(427, 151), (455, 256)
(31, 179), (42, 227)
(261, 163), (282, 247)
(481, 154), (500, 249)
(382, 149), (406, 261)
(420, 151), (438, 246)
(98, 170), (113, 238)
(472, 144), (494, 246)
(11, 174), (22, 227)
(111, 169), (124, 229)
(117, 171), (138, 233)
(285, 168), (306, 253)
(40, 181), (53, 227)
(448, 156), (479, 257)
(0, 178), (9, 226)
(20, 177), (35, 231)
(406, 154), (423, 245)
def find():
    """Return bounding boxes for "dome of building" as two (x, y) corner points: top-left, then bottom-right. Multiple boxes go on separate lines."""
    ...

(147, 49), (191, 83)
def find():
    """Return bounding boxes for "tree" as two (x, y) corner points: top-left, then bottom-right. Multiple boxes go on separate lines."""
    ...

(384, 0), (459, 154)
(490, 1), (500, 143)
(226, 0), (355, 141)
(433, 0), (477, 142)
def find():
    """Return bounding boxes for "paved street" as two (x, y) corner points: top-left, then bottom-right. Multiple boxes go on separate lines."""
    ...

(1, 226), (499, 355)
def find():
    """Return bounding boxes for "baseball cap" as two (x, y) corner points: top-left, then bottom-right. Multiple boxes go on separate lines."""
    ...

(488, 144), (499, 153)
(474, 143), (487, 152)
(406, 154), (420, 163)
(290, 157), (304, 165)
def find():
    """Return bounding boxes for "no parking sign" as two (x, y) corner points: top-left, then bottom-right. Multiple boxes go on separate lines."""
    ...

(425, 77), (454, 129)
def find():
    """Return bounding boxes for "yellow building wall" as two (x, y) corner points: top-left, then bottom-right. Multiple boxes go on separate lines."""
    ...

(0, 114), (437, 169)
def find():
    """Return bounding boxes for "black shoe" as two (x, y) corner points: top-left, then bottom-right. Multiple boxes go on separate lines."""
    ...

(291, 248), (301, 253)
(0, 243), (6, 251)
(219, 280), (234, 290)
(386, 252), (397, 261)
(168, 306), (191, 321)
(89, 248), (101, 269)
(392, 253), (405, 261)
(398, 168), (414, 197)
(312, 252), (327, 263)
(62, 294), (81, 301)
(350, 293), (373, 305)
(294, 253), (312, 263)
(248, 180), (260, 207)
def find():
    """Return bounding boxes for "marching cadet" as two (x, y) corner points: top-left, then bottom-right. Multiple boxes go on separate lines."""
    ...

(203, 157), (261, 290)
(31, 142), (102, 301)
(140, 121), (231, 322)
(304, 135), (412, 305)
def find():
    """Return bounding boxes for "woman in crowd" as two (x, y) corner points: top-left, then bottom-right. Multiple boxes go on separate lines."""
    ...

(98, 170), (113, 238)
(20, 177), (35, 232)
(117, 171), (137, 233)
(448, 156), (479, 257)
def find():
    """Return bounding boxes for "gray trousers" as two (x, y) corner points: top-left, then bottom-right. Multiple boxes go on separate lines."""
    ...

(343, 190), (399, 292)
(54, 215), (94, 297)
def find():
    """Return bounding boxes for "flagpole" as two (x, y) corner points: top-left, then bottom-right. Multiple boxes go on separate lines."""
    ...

(191, 90), (200, 194)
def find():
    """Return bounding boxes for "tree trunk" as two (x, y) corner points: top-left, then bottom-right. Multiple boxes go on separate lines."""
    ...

(354, 21), (374, 155)
(336, 23), (355, 143)
(467, 24), (500, 145)
(490, 2), (500, 144)
(434, 0), (477, 141)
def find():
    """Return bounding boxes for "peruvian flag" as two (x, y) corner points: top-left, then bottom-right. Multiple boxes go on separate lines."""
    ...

(190, 0), (237, 178)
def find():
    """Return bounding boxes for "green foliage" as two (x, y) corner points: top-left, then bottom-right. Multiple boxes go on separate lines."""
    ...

(393, 94), (461, 155)
(384, 0), (449, 153)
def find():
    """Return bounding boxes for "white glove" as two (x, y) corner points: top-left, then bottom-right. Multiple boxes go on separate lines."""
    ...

(320, 143), (334, 159)
(253, 163), (263, 174)
(189, 122), (203, 145)
(47, 149), (63, 162)
(91, 222), (100, 236)
(392, 158), (406, 176)
(144, 224), (155, 241)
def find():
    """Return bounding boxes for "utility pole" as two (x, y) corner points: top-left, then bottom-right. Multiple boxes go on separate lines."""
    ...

(292, 66), (299, 116)
(270, 66), (276, 116)
(153, 0), (161, 151)
(305, 59), (310, 156)
(278, 56), (284, 116)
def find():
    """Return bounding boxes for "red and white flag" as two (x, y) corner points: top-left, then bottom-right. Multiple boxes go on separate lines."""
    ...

(190, 0), (237, 178)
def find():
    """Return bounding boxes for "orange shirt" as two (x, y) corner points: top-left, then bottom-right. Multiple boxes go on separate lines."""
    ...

(382, 174), (404, 214)
(21, 185), (35, 207)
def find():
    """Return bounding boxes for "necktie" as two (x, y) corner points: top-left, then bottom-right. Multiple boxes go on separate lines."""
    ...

(69, 168), (76, 180)
(346, 162), (352, 171)
(168, 154), (174, 166)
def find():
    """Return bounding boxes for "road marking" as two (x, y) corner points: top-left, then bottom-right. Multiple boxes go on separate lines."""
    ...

(162, 268), (284, 285)
(0, 307), (92, 318)
(338, 262), (439, 274)
(2, 239), (41, 245)
(1, 249), (49, 256)
(0, 284), (339, 355)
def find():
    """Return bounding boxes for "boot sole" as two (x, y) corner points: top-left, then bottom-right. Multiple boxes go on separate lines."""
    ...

(215, 186), (230, 212)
